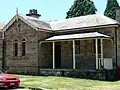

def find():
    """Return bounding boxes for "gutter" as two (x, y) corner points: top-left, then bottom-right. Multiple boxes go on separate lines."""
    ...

(54, 24), (119, 33)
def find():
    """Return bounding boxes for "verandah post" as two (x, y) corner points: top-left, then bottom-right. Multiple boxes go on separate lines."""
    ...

(100, 39), (104, 68)
(73, 40), (76, 69)
(53, 41), (55, 69)
(95, 39), (98, 69)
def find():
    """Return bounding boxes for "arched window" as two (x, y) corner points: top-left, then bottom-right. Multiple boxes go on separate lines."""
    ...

(14, 40), (18, 56)
(22, 39), (26, 56)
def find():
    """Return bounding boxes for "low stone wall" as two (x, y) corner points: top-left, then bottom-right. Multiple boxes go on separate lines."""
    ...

(5, 66), (38, 75)
(39, 69), (116, 81)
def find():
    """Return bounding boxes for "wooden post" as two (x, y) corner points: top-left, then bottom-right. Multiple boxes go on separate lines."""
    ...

(73, 40), (76, 69)
(53, 41), (55, 69)
(95, 39), (98, 69)
(100, 39), (104, 68)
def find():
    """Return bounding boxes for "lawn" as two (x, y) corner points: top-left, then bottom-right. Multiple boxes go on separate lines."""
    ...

(18, 75), (120, 90)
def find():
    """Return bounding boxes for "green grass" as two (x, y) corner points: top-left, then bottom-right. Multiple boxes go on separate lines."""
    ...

(18, 75), (120, 90)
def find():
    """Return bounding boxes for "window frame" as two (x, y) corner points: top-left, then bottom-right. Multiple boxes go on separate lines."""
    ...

(14, 40), (18, 56)
(22, 39), (26, 56)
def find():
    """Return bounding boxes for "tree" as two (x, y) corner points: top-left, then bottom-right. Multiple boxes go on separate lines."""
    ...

(104, 0), (119, 19)
(66, 0), (97, 18)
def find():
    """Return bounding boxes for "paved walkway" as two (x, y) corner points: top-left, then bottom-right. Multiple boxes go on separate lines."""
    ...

(0, 87), (31, 90)
(5, 87), (44, 90)
(0, 87), (44, 90)
(3, 88), (31, 90)
(8, 89), (32, 90)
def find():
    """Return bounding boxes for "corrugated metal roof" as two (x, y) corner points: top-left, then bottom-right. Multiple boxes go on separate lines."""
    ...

(20, 14), (119, 31)
(50, 14), (119, 30)
(45, 32), (110, 41)
(19, 14), (52, 30)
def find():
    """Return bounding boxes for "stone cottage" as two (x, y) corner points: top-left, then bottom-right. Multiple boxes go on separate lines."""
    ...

(1, 8), (120, 79)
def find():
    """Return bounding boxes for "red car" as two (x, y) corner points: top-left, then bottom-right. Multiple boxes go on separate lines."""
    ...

(0, 68), (20, 88)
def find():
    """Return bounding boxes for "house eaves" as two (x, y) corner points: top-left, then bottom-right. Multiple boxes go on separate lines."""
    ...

(50, 14), (120, 32)
(53, 24), (120, 33)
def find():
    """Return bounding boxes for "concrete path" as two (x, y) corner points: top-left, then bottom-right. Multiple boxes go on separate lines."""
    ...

(5, 87), (44, 90)
(0, 87), (31, 90)
(8, 89), (31, 90)
(0, 87), (44, 90)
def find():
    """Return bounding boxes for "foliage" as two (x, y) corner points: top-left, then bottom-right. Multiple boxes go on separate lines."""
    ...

(66, 0), (97, 18)
(104, 0), (119, 19)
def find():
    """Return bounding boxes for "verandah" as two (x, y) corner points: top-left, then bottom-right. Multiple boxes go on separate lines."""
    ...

(41, 32), (112, 70)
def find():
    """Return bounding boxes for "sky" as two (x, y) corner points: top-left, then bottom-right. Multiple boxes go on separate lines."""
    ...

(0, 0), (120, 22)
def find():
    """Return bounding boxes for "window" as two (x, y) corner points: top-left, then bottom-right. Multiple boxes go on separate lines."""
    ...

(14, 40), (18, 56)
(75, 40), (80, 54)
(93, 39), (101, 54)
(22, 39), (26, 56)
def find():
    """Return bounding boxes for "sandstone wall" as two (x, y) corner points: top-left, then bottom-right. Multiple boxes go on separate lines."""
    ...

(5, 19), (39, 74)
(0, 31), (2, 68)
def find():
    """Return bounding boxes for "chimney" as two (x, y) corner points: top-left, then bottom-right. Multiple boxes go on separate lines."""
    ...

(116, 6), (120, 22)
(26, 9), (41, 19)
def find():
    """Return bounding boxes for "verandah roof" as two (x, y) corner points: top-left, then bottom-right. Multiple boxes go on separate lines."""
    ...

(45, 32), (110, 41)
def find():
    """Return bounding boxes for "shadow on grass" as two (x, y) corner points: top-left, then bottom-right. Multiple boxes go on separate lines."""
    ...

(19, 86), (44, 90)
